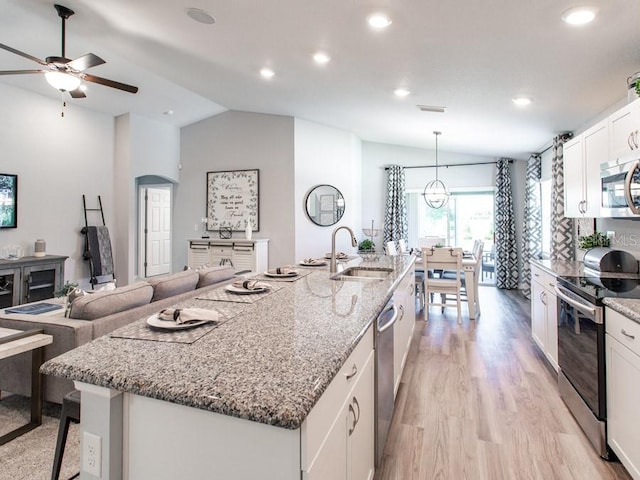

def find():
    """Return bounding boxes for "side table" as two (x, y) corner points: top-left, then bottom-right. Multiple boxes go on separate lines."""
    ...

(0, 327), (53, 445)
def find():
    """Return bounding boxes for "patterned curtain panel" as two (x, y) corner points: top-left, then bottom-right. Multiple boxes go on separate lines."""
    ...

(550, 134), (574, 261)
(520, 154), (542, 299)
(494, 158), (518, 289)
(383, 165), (408, 248)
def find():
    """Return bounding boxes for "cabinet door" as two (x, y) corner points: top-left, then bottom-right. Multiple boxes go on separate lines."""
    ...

(606, 334), (640, 479)
(609, 99), (640, 161)
(563, 135), (585, 217)
(22, 263), (61, 304)
(0, 267), (21, 308)
(304, 409), (348, 480)
(393, 271), (415, 397)
(188, 242), (210, 268)
(348, 352), (375, 480)
(545, 288), (558, 371)
(582, 121), (607, 217)
(531, 278), (546, 353)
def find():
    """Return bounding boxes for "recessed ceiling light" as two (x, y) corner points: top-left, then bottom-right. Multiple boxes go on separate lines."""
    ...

(394, 88), (410, 97)
(368, 13), (392, 29)
(260, 67), (275, 79)
(313, 52), (331, 64)
(513, 96), (532, 106)
(561, 7), (597, 25)
(185, 7), (216, 25)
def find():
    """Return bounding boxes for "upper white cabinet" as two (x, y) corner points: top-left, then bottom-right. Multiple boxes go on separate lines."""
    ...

(609, 99), (640, 161)
(563, 120), (607, 218)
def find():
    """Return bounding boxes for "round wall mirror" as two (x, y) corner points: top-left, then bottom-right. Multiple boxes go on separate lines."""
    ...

(304, 185), (345, 227)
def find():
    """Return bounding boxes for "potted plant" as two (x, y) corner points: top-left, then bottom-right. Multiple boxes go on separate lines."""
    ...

(578, 231), (610, 250)
(358, 239), (375, 252)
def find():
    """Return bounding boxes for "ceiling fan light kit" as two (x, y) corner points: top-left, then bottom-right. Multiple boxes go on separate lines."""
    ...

(0, 4), (138, 98)
(422, 131), (450, 209)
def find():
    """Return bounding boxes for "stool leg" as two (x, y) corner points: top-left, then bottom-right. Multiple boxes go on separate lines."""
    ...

(51, 408), (72, 480)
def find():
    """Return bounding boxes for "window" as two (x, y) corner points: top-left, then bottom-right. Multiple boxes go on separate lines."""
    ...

(406, 189), (495, 252)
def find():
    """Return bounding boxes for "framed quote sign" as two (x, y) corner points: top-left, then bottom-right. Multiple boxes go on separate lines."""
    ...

(206, 169), (259, 231)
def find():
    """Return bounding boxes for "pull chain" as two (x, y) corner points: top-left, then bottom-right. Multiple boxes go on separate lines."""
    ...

(59, 91), (66, 117)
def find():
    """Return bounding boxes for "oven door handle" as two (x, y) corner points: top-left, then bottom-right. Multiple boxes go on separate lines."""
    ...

(554, 285), (602, 324)
(624, 159), (640, 214)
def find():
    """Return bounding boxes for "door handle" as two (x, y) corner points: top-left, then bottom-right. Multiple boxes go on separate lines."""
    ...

(352, 396), (360, 425)
(624, 160), (640, 214)
(343, 363), (358, 380)
(629, 132), (635, 150)
(348, 403), (357, 436)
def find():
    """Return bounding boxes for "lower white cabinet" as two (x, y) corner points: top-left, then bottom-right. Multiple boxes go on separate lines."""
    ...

(605, 307), (640, 480)
(303, 326), (375, 480)
(187, 239), (269, 272)
(530, 263), (558, 371)
(393, 266), (416, 396)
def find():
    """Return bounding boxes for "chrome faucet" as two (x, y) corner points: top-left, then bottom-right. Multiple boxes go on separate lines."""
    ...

(330, 225), (358, 273)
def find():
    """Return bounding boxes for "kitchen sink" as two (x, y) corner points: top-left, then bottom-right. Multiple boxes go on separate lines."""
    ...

(331, 267), (393, 282)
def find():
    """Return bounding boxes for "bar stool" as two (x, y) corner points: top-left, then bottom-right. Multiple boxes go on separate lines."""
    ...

(51, 389), (81, 480)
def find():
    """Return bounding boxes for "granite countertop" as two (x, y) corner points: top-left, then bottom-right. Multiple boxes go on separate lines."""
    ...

(41, 255), (415, 430)
(530, 258), (584, 277)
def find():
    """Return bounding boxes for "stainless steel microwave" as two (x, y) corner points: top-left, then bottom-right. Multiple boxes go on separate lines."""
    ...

(600, 153), (640, 218)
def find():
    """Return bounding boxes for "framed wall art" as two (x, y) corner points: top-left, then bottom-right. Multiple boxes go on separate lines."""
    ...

(0, 173), (17, 229)
(206, 169), (259, 231)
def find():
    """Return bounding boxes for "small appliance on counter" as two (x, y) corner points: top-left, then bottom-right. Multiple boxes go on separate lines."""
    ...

(583, 247), (638, 274)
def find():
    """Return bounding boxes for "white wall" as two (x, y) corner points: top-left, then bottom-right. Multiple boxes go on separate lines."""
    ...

(0, 83), (114, 286)
(114, 114), (180, 285)
(177, 111), (295, 269)
(294, 119), (362, 259)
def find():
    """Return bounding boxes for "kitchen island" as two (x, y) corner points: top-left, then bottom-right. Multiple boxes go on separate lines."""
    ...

(41, 254), (416, 480)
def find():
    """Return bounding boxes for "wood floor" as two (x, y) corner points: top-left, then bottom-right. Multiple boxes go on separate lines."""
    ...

(375, 286), (632, 480)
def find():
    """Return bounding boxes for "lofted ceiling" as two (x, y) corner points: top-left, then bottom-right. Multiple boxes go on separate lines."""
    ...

(1, 0), (640, 159)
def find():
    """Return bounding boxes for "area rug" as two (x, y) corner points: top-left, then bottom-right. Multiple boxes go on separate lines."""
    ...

(0, 394), (79, 480)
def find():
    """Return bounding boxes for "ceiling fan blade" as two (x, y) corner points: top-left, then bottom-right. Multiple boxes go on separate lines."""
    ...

(82, 73), (138, 94)
(66, 53), (105, 72)
(0, 43), (48, 66)
(69, 87), (86, 99)
(0, 69), (46, 76)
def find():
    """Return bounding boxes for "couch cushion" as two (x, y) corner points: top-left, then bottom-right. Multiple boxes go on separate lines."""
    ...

(147, 270), (199, 302)
(196, 265), (235, 288)
(69, 282), (153, 320)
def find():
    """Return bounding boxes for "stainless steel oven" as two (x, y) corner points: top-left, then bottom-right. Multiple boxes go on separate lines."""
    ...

(555, 280), (610, 458)
(600, 153), (640, 217)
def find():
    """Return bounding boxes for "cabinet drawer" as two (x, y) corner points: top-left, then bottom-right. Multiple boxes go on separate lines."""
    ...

(301, 325), (373, 468)
(209, 245), (233, 255)
(531, 264), (556, 290)
(607, 308), (640, 357)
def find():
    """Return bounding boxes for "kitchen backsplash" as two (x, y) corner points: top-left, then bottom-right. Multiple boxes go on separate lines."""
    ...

(597, 218), (640, 259)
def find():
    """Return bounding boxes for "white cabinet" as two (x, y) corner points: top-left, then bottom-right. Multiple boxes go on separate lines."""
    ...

(609, 99), (640, 161)
(303, 326), (374, 480)
(605, 307), (640, 480)
(563, 121), (606, 218)
(187, 239), (269, 272)
(530, 263), (558, 371)
(393, 267), (416, 397)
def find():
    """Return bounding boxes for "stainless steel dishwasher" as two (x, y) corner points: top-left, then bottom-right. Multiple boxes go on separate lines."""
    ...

(375, 299), (399, 467)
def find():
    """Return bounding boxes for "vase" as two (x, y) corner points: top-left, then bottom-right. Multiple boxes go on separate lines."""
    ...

(245, 221), (253, 240)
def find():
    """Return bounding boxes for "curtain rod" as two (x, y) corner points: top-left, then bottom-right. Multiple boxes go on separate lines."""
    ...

(384, 159), (513, 170)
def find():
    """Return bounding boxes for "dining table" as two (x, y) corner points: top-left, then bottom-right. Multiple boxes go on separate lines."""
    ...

(414, 249), (481, 320)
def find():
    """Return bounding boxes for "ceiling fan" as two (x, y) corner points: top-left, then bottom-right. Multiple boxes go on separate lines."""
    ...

(0, 3), (138, 98)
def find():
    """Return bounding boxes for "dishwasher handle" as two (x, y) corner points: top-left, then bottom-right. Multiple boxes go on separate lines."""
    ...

(377, 303), (399, 334)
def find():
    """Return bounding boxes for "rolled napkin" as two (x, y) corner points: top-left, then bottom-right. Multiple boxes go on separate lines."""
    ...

(325, 252), (348, 259)
(231, 279), (271, 291)
(157, 308), (219, 325)
(267, 265), (298, 275)
(302, 258), (325, 265)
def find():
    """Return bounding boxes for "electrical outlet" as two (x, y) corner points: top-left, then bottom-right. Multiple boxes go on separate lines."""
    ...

(194, 223), (199, 232)
(83, 431), (102, 477)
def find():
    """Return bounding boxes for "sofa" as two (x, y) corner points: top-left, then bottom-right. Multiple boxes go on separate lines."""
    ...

(0, 265), (235, 403)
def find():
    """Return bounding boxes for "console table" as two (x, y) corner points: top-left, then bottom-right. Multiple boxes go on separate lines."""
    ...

(187, 239), (268, 273)
(0, 255), (67, 308)
(0, 327), (52, 445)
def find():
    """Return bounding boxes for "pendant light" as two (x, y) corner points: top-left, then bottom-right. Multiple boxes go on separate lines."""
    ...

(422, 131), (450, 208)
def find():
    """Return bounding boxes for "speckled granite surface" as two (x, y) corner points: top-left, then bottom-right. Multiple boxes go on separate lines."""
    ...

(530, 258), (583, 277)
(41, 255), (415, 429)
(603, 298), (640, 324)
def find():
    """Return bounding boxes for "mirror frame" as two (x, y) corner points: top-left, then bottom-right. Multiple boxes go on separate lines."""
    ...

(304, 184), (345, 227)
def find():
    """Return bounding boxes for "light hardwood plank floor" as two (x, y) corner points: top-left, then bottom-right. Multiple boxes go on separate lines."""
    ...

(376, 286), (631, 480)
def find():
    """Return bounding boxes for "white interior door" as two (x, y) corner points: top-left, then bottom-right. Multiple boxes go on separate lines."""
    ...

(143, 186), (172, 277)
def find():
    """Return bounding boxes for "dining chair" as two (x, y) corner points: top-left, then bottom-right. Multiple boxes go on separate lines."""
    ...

(398, 239), (408, 254)
(385, 241), (398, 255)
(422, 247), (463, 324)
(482, 244), (495, 280)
